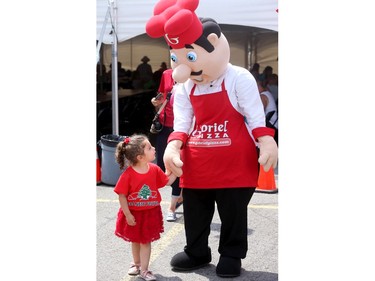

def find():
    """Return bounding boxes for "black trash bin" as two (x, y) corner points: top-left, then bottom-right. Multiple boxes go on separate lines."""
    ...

(99, 134), (126, 186)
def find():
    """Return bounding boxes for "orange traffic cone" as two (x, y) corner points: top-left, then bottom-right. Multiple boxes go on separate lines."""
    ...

(96, 147), (102, 185)
(256, 165), (278, 193)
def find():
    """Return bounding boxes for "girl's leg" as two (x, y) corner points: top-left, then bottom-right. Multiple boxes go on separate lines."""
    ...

(128, 242), (141, 275)
(131, 242), (141, 265)
(140, 243), (152, 272)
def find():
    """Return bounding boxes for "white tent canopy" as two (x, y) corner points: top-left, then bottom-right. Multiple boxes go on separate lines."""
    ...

(96, 0), (278, 73)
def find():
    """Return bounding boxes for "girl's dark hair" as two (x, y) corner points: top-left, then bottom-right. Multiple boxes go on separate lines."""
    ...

(115, 134), (148, 170)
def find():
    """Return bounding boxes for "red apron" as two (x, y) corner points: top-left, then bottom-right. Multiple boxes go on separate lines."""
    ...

(180, 81), (259, 188)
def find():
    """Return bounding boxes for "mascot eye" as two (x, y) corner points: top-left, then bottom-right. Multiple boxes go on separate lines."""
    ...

(170, 53), (178, 63)
(186, 52), (197, 62)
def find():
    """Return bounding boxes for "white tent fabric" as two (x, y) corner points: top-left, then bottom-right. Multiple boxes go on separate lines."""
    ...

(96, 0), (278, 73)
(96, 0), (278, 43)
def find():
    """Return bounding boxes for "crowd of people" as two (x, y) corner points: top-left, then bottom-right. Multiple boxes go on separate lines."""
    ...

(96, 56), (170, 94)
(250, 64), (279, 144)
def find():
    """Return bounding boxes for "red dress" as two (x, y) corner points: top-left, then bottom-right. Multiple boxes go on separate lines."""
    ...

(114, 163), (168, 243)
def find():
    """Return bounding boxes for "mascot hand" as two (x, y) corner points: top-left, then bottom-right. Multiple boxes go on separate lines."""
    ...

(257, 136), (278, 172)
(163, 140), (184, 177)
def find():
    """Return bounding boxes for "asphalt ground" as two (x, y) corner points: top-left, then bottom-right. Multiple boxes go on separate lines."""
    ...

(97, 178), (278, 281)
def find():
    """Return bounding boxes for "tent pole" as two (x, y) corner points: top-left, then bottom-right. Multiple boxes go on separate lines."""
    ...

(110, 0), (119, 135)
(130, 39), (133, 70)
(96, 7), (110, 63)
(245, 33), (249, 70)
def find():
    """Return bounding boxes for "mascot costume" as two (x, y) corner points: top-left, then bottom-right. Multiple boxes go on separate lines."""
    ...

(146, 0), (278, 277)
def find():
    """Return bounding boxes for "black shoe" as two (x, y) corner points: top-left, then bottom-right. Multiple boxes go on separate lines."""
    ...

(170, 250), (211, 271)
(216, 256), (242, 278)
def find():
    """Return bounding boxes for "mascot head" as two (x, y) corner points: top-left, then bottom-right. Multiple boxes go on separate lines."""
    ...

(146, 0), (230, 84)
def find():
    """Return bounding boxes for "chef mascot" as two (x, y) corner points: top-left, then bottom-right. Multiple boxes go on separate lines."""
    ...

(146, 0), (278, 277)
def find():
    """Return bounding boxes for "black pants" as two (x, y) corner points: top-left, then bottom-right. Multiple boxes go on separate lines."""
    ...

(182, 187), (255, 259)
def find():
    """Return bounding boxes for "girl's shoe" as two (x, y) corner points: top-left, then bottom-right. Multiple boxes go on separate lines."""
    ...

(127, 262), (140, 275)
(140, 270), (156, 281)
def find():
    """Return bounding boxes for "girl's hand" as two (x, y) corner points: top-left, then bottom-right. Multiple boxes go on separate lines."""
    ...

(126, 214), (136, 226)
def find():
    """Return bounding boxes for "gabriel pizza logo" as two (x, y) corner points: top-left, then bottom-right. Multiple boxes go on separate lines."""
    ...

(188, 121), (231, 147)
(165, 34), (179, 45)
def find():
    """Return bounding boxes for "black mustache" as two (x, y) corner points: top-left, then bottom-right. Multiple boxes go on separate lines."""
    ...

(191, 70), (202, 76)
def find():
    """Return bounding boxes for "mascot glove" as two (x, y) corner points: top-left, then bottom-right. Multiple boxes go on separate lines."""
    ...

(163, 140), (184, 177)
(257, 136), (278, 172)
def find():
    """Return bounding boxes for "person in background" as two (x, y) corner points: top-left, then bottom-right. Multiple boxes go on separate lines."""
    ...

(108, 61), (127, 79)
(107, 61), (130, 89)
(153, 62), (168, 89)
(114, 134), (176, 281)
(150, 69), (183, 222)
(136, 56), (154, 89)
(259, 65), (273, 87)
(249, 63), (260, 81)
(257, 81), (278, 144)
(266, 73), (278, 106)
(96, 63), (110, 93)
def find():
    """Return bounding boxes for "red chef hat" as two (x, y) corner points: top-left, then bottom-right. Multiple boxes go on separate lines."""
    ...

(145, 0), (203, 49)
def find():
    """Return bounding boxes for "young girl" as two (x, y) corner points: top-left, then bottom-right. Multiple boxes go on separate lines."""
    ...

(114, 134), (176, 281)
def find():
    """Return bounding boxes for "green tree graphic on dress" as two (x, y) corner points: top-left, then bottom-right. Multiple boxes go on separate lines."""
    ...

(138, 185), (151, 200)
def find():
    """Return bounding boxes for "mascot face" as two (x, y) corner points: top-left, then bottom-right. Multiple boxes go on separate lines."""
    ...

(170, 33), (230, 84)
(146, 0), (230, 85)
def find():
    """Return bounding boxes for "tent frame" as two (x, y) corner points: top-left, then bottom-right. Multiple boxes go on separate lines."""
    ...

(97, 0), (119, 135)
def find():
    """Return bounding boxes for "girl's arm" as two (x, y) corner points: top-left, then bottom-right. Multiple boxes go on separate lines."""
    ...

(118, 194), (136, 226)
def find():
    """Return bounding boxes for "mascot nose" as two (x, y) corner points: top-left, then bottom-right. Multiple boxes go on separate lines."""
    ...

(172, 64), (192, 83)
